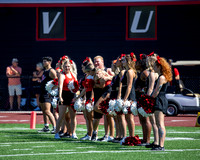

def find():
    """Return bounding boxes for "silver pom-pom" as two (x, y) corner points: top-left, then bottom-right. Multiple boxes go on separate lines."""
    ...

(130, 101), (138, 116)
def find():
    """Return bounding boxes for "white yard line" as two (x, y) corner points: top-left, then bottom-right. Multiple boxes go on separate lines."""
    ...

(13, 149), (32, 151)
(32, 145), (55, 148)
(1, 149), (200, 157)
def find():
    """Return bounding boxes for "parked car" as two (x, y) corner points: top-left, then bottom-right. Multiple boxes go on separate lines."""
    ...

(165, 60), (200, 116)
(166, 87), (200, 116)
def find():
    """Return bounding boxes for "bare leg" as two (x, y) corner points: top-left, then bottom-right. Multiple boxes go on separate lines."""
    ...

(86, 110), (94, 137)
(83, 110), (89, 135)
(114, 116), (120, 138)
(9, 96), (14, 110)
(65, 111), (71, 135)
(154, 111), (166, 147)
(149, 114), (159, 145)
(125, 114), (135, 137)
(43, 102), (56, 127)
(107, 115), (114, 137)
(56, 105), (67, 133)
(40, 103), (48, 125)
(69, 106), (77, 134)
(17, 95), (21, 110)
(138, 114), (151, 143)
(104, 115), (109, 136)
(118, 114), (126, 138)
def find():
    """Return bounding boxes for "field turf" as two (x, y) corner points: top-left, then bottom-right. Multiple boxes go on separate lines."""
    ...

(0, 124), (200, 160)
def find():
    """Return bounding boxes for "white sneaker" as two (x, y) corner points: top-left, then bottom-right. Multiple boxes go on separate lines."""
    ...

(54, 133), (60, 139)
(107, 136), (114, 142)
(80, 135), (91, 140)
(71, 133), (78, 139)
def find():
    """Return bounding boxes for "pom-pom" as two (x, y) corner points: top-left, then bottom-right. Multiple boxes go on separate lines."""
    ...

(45, 80), (58, 97)
(85, 98), (94, 112)
(114, 99), (123, 112)
(130, 101), (138, 116)
(99, 98), (110, 115)
(137, 94), (155, 117)
(51, 97), (58, 108)
(121, 135), (141, 146)
(74, 98), (85, 112)
(122, 100), (131, 114)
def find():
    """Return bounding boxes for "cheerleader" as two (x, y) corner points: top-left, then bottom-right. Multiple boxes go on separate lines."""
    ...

(145, 53), (160, 148)
(151, 56), (172, 151)
(118, 53), (137, 138)
(110, 58), (124, 142)
(73, 57), (95, 140)
(55, 57), (71, 138)
(55, 59), (79, 139)
(135, 54), (152, 146)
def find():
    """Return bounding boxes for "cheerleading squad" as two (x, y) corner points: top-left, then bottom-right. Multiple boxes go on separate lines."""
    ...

(38, 53), (172, 151)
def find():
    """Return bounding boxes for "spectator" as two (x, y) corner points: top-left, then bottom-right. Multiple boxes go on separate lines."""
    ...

(32, 62), (44, 111)
(6, 58), (22, 111)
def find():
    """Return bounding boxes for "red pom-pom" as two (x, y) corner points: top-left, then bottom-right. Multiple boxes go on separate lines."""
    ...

(72, 80), (79, 93)
(122, 135), (141, 146)
(99, 98), (110, 115)
(137, 94), (155, 114)
(52, 78), (58, 86)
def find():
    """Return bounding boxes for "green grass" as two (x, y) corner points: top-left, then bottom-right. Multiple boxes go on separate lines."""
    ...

(0, 124), (200, 160)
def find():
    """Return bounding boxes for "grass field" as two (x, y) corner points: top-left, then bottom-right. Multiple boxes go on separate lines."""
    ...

(0, 124), (200, 160)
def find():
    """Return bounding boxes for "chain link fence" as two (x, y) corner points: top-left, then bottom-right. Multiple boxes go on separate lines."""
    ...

(0, 75), (200, 111)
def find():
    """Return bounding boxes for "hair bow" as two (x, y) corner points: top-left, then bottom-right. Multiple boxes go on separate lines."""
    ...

(147, 51), (154, 57)
(83, 57), (90, 63)
(157, 56), (161, 64)
(130, 52), (137, 62)
(70, 60), (73, 64)
(120, 54), (126, 59)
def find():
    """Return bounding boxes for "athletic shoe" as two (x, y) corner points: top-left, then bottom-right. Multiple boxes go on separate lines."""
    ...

(98, 135), (108, 142)
(137, 140), (150, 146)
(91, 131), (98, 141)
(151, 146), (165, 151)
(38, 126), (50, 133)
(71, 133), (78, 139)
(54, 133), (60, 139)
(80, 134), (91, 140)
(145, 142), (159, 148)
(107, 136), (114, 142)
(112, 137), (122, 143)
(51, 128), (56, 134)
(60, 132), (71, 138)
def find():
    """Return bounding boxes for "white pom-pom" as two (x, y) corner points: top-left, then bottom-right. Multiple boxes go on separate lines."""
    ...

(138, 107), (148, 117)
(130, 101), (138, 116)
(86, 102), (94, 112)
(122, 107), (128, 114)
(74, 98), (85, 112)
(51, 97), (58, 108)
(115, 99), (123, 112)
(122, 100), (131, 114)
(68, 80), (75, 91)
(45, 80), (58, 96)
(108, 99), (116, 112)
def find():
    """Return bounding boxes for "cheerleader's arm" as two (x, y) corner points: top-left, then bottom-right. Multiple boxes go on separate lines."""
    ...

(117, 70), (125, 99)
(73, 88), (86, 102)
(147, 72), (156, 96)
(58, 73), (65, 102)
(151, 76), (166, 98)
(123, 69), (134, 102)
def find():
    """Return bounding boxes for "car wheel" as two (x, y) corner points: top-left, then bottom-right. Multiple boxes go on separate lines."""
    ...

(167, 104), (178, 116)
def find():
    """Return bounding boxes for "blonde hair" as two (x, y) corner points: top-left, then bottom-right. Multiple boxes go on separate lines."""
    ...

(125, 54), (137, 78)
(111, 60), (120, 75)
(156, 57), (172, 82)
(63, 60), (78, 78)
(36, 62), (43, 70)
(94, 55), (104, 61)
(146, 54), (158, 71)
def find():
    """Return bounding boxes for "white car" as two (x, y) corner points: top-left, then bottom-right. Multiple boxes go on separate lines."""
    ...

(166, 88), (200, 116)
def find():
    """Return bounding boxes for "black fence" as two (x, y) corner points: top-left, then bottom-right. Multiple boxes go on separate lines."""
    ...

(0, 75), (200, 111)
